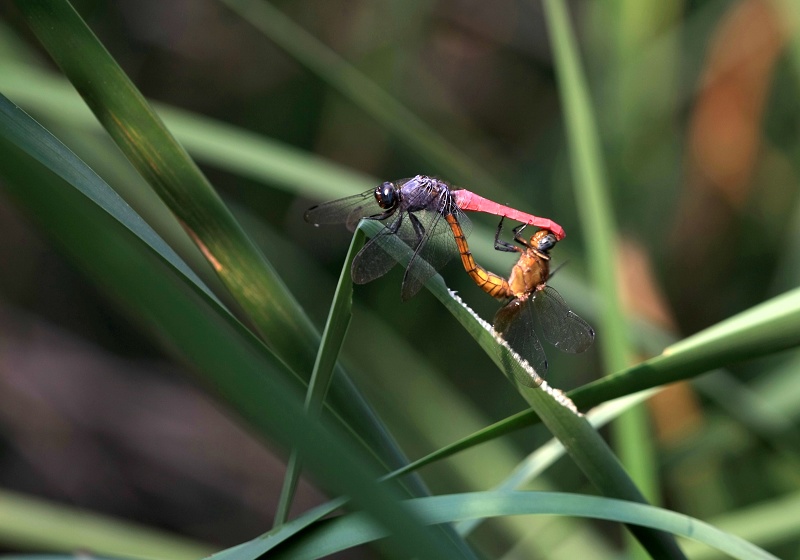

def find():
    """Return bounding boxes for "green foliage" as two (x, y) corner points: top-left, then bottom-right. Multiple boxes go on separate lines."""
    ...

(0, 0), (799, 559)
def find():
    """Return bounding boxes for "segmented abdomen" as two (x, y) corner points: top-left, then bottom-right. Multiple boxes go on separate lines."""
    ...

(445, 214), (512, 299)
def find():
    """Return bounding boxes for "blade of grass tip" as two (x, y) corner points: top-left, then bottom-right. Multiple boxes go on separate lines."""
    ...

(270, 492), (779, 560)
(541, 1), (658, 555)
(275, 229), (363, 526)
(0, 136), (472, 560)
(217, 0), (507, 195)
(12, 0), (318, 379)
(12, 0), (429, 494)
(355, 221), (686, 559)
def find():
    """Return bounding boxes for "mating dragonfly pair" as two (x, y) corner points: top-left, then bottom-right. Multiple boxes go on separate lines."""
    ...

(304, 175), (594, 383)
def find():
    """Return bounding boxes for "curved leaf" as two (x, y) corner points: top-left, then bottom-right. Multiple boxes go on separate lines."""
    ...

(272, 492), (776, 560)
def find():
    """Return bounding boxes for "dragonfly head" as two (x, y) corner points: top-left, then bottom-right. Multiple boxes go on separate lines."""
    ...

(531, 230), (558, 255)
(374, 181), (400, 210)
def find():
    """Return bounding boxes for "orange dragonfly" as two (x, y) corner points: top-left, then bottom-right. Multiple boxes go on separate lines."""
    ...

(446, 214), (594, 380)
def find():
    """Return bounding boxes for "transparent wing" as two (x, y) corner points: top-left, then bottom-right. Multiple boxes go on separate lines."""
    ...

(350, 213), (405, 285)
(399, 194), (472, 301)
(315, 179), (473, 300)
(533, 285), (595, 354)
(494, 298), (549, 379)
(399, 210), (450, 300)
(304, 188), (383, 231)
(350, 197), (459, 294)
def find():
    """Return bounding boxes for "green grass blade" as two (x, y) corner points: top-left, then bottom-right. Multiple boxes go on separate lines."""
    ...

(275, 229), (362, 525)
(0, 87), (414, 480)
(381, 411), (536, 482)
(541, 0), (631, 376)
(0, 489), (212, 560)
(0, 60), (375, 200)
(13, 0), (318, 379)
(681, 491), (800, 559)
(209, 219), (683, 557)
(11, 0), (429, 492)
(541, 2), (658, 547)
(218, 0), (504, 194)
(0, 117), (471, 560)
(355, 221), (685, 559)
(455, 389), (658, 536)
(207, 498), (347, 560)
(572, 285), (800, 406)
(413, 286), (800, 459)
(0, 94), (220, 308)
(270, 492), (777, 560)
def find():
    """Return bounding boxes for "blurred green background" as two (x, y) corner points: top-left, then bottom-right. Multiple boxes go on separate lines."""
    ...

(1, 0), (799, 558)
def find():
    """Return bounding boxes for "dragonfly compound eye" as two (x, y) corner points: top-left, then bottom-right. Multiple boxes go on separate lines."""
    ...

(537, 233), (557, 252)
(374, 182), (399, 209)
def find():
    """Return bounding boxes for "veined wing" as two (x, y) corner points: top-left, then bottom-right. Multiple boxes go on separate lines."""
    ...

(304, 188), (383, 231)
(494, 297), (548, 380)
(350, 186), (464, 294)
(533, 285), (595, 354)
(398, 195), (472, 301)
(350, 212), (406, 285)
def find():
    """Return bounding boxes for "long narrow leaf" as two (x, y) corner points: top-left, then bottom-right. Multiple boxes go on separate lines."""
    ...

(411, 285), (800, 463)
(433, 285), (800, 455)
(572, 285), (800, 406)
(271, 492), (777, 560)
(13, 0), (317, 380)
(275, 229), (361, 525)
(541, 0), (657, 538)
(355, 220), (685, 559)
(0, 95), (220, 307)
(0, 60), (375, 200)
(0, 120), (471, 560)
(11, 0), (426, 493)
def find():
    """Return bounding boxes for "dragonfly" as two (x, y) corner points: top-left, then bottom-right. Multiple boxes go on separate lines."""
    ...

(446, 214), (594, 384)
(304, 175), (565, 301)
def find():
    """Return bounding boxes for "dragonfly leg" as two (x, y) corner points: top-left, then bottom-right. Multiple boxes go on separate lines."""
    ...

(408, 212), (426, 247)
(366, 208), (396, 221)
(512, 223), (531, 248)
(494, 216), (522, 253)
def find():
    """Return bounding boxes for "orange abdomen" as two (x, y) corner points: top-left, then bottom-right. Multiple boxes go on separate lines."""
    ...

(445, 214), (512, 299)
